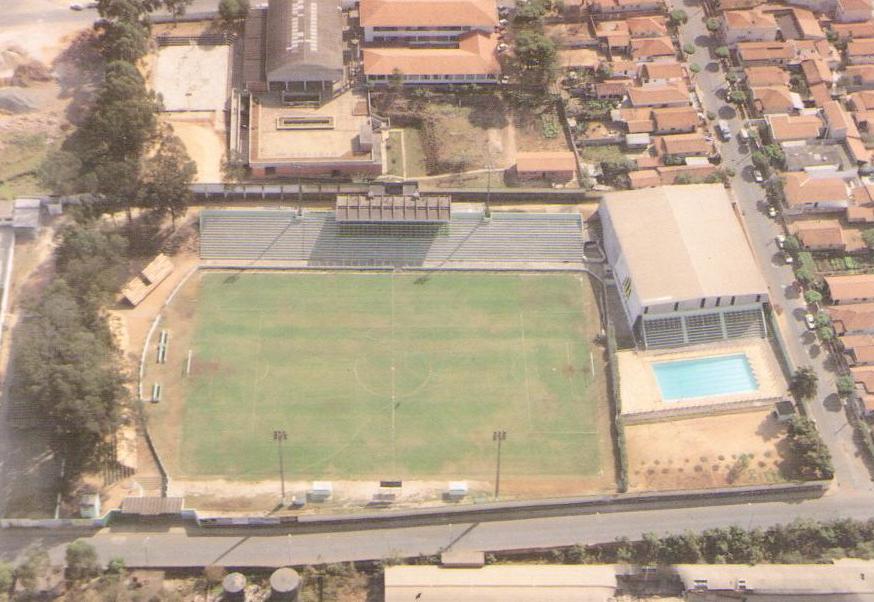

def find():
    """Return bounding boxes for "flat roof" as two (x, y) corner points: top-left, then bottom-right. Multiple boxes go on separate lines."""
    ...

(385, 565), (618, 602)
(120, 497), (184, 515)
(599, 184), (768, 306)
(674, 562), (874, 596)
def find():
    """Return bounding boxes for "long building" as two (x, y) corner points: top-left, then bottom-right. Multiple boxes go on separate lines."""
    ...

(599, 184), (770, 348)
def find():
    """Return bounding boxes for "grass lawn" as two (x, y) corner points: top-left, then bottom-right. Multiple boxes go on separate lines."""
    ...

(385, 130), (404, 177)
(0, 133), (51, 200)
(157, 271), (604, 482)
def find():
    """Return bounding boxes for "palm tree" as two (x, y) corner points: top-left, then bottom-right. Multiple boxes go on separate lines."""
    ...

(790, 367), (819, 402)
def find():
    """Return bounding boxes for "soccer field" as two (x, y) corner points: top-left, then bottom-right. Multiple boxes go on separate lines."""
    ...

(153, 271), (607, 484)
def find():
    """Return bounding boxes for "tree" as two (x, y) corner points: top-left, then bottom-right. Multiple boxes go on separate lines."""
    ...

(804, 290), (823, 304)
(725, 71), (739, 84)
(791, 367), (819, 402)
(514, 0), (551, 22)
(862, 228), (874, 250)
(15, 549), (48, 592)
(763, 143), (786, 167)
(140, 129), (197, 224)
(784, 235), (801, 251)
(514, 29), (557, 81)
(682, 43), (696, 55)
(66, 541), (100, 581)
(706, 17), (721, 32)
(669, 8), (687, 25)
(98, 19), (150, 63)
(0, 562), (12, 595)
(164, 0), (194, 17)
(219, 0), (250, 23)
(715, 46), (730, 58)
(38, 150), (84, 196)
(818, 326), (834, 341)
(751, 151), (771, 176)
(786, 416), (834, 480)
(795, 266), (814, 285)
(837, 374), (856, 396)
(106, 557), (126, 574)
(728, 89), (747, 104)
(689, 63), (701, 74)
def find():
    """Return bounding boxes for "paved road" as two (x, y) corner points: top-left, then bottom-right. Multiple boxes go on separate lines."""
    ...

(674, 0), (874, 493)
(3, 491), (874, 567)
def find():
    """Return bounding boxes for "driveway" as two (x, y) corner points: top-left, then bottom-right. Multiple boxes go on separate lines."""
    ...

(673, 0), (874, 492)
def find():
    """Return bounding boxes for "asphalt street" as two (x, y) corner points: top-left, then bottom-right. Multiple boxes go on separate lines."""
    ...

(3, 0), (874, 570)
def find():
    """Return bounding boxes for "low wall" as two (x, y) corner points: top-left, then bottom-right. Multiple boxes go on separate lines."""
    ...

(623, 396), (779, 425)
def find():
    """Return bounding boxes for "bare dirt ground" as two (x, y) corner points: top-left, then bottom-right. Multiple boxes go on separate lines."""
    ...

(625, 410), (791, 492)
(161, 114), (226, 183)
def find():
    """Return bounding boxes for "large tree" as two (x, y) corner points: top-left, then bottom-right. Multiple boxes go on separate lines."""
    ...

(140, 129), (197, 223)
(790, 367), (819, 402)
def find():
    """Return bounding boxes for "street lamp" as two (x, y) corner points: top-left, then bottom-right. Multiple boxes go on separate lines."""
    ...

(492, 430), (507, 500)
(273, 430), (288, 502)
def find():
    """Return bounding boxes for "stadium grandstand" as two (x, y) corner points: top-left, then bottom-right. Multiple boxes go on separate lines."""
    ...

(199, 209), (585, 267)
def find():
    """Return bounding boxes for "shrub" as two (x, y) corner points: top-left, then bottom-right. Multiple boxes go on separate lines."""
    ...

(689, 63), (701, 73)
(66, 541), (99, 581)
(683, 43), (697, 55)
(706, 17), (721, 31)
(786, 416), (834, 480)
(837, 375), (856, 396)
(715, 46), (730, 58)
(804, 290), (823, 304)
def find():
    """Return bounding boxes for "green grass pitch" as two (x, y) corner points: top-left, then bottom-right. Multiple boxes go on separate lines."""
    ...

(179, 271), (603, 481)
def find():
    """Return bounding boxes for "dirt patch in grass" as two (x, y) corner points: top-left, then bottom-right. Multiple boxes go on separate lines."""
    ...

(626, 410), (792, 491)
(513, 105), (570, 153)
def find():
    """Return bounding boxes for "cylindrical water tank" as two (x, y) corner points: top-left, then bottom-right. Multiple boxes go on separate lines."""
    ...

(222, 572), (247, 599)
(269, 567), (301, 600)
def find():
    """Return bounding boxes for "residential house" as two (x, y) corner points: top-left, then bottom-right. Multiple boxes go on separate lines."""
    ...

(631, 36), (677, 61)
(737, 41), (795, 65)
(829, 302), (874, 334)
(744, 65), (791, 87)
(792, 39), (842, 68)
(360, 0), (498, 44)
(751, 85), (803, 114)
(722, 9), (779, 45)
(718, 0), (765, 10)
(589, 0), (666, 16)
(841, 334), (874, 365)
(795, 219), (847, 250)
(827, 273), (874, 303)
(849, 90), (874, 130)
(652, 107), (698, 133)
(607, 59), (637, 78)
(801, 59), (833, 87)
(595, 79), (632, 99)
(614, 107), (655, 132)
(595, 20), (631, 52)
(823, 100), (861, 139)
(783, 171), (850, 213)
(835, 0), (873, 22)
(845, 64), (874, 89)
(766, 112), (824, 142)
(830, 20), (874, 40)
(626, 15), (668, 37)
(656, 163), (717, 184)
(628, 168), (662, 188)
(627, 81), (690, 106)
(639, 60), (684, 83)
(513, 152), (577, 183)
(363, 32), (500, 85)
(851, 366), (874, 416)
(786, 7), (827, 39)
(658, 132), (711, 156)
(848, 38), (874, 64)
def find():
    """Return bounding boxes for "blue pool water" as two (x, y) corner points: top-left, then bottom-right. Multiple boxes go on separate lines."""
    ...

(652, 354), (757, 401)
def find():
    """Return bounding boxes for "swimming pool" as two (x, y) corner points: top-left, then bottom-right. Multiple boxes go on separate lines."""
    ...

(652, 354), (758, 401)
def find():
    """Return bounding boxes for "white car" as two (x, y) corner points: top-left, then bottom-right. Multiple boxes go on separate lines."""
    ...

(69, 2), (84, 9)
(776, 234), (786, 249)
(804, 313), (816, 330)
(753, 169), (765, 183)
(784, 252), (794, 265)
(767, 205), (778, 218)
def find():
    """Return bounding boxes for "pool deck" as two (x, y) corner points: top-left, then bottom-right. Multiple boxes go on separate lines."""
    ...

(617, 339), (786, 423)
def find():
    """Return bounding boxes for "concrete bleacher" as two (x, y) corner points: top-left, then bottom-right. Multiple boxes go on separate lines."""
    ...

(199, 210), (585, 267)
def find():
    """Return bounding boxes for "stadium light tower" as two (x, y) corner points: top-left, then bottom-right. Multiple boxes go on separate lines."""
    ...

(492, 430), (507, 500)
(273, 430), (288, 502)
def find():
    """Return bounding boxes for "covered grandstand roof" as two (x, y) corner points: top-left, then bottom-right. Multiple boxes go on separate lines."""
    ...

(335, 195), (450, 222)
(265, 0), (344, 83)
(599, 184), (768, 306)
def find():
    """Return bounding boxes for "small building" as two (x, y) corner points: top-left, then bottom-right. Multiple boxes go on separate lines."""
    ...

(774, 399), (797, 422)
(848, 38), (874, 64)
(676, 561), (874, 599)
(835, 0), (872, 22)
(841, 333), (874, 366)
(639, 60), (684, 83)
(782, 172), (850, 214)
(829, 302), (874, 334)
(831, 20), (874, 40)
(513, 151), (577, 183)
(745, 65), (791, 87)
(722, 9), (779, 45)
(826, 273), (874, 304)
(801, 59), (833, 87)
(845, 65), (874, 90)
(630, 36), (676, 61)
(385, 565), (618, 602)
(627, 15), (668, 37)
(627, 82), (690, 107)
(120, 496), (184, 517)
(750, 85), (802, 115)
(12, 197), (40, 232)
(658, 132), (711, 157)
(79, 493), (101, 519)
(795, 219), (847, 251)
(766, 113), (824, 143)
(737, 41), (795, 65)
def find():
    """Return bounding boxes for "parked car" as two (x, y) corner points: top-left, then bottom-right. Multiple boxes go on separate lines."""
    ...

(767, 205), (778, 218)
(804, 313), (816, 330)
(69, 2), (83, 9)
(776, 234), (786, 249)
(753, 169), (765, 183)
(784, 252), (794, 265)
(739, 128), (751, 143)
(717, 120), (732, 141)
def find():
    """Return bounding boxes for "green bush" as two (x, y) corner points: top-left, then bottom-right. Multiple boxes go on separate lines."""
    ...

(837, 375), (855, 396)
(683, 43), (697, 55)
(845, 256), (859, 270)
(786, 416), (834, 480)
(804, 290), (822, 304)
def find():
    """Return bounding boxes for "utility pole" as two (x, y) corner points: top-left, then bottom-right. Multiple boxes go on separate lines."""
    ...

(492, 430), (507, 500)
(273, 430), (288, 502)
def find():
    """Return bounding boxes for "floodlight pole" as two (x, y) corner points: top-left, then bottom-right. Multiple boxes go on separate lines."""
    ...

(493, 430), (507, 500)
(273, 430), (288, 502)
